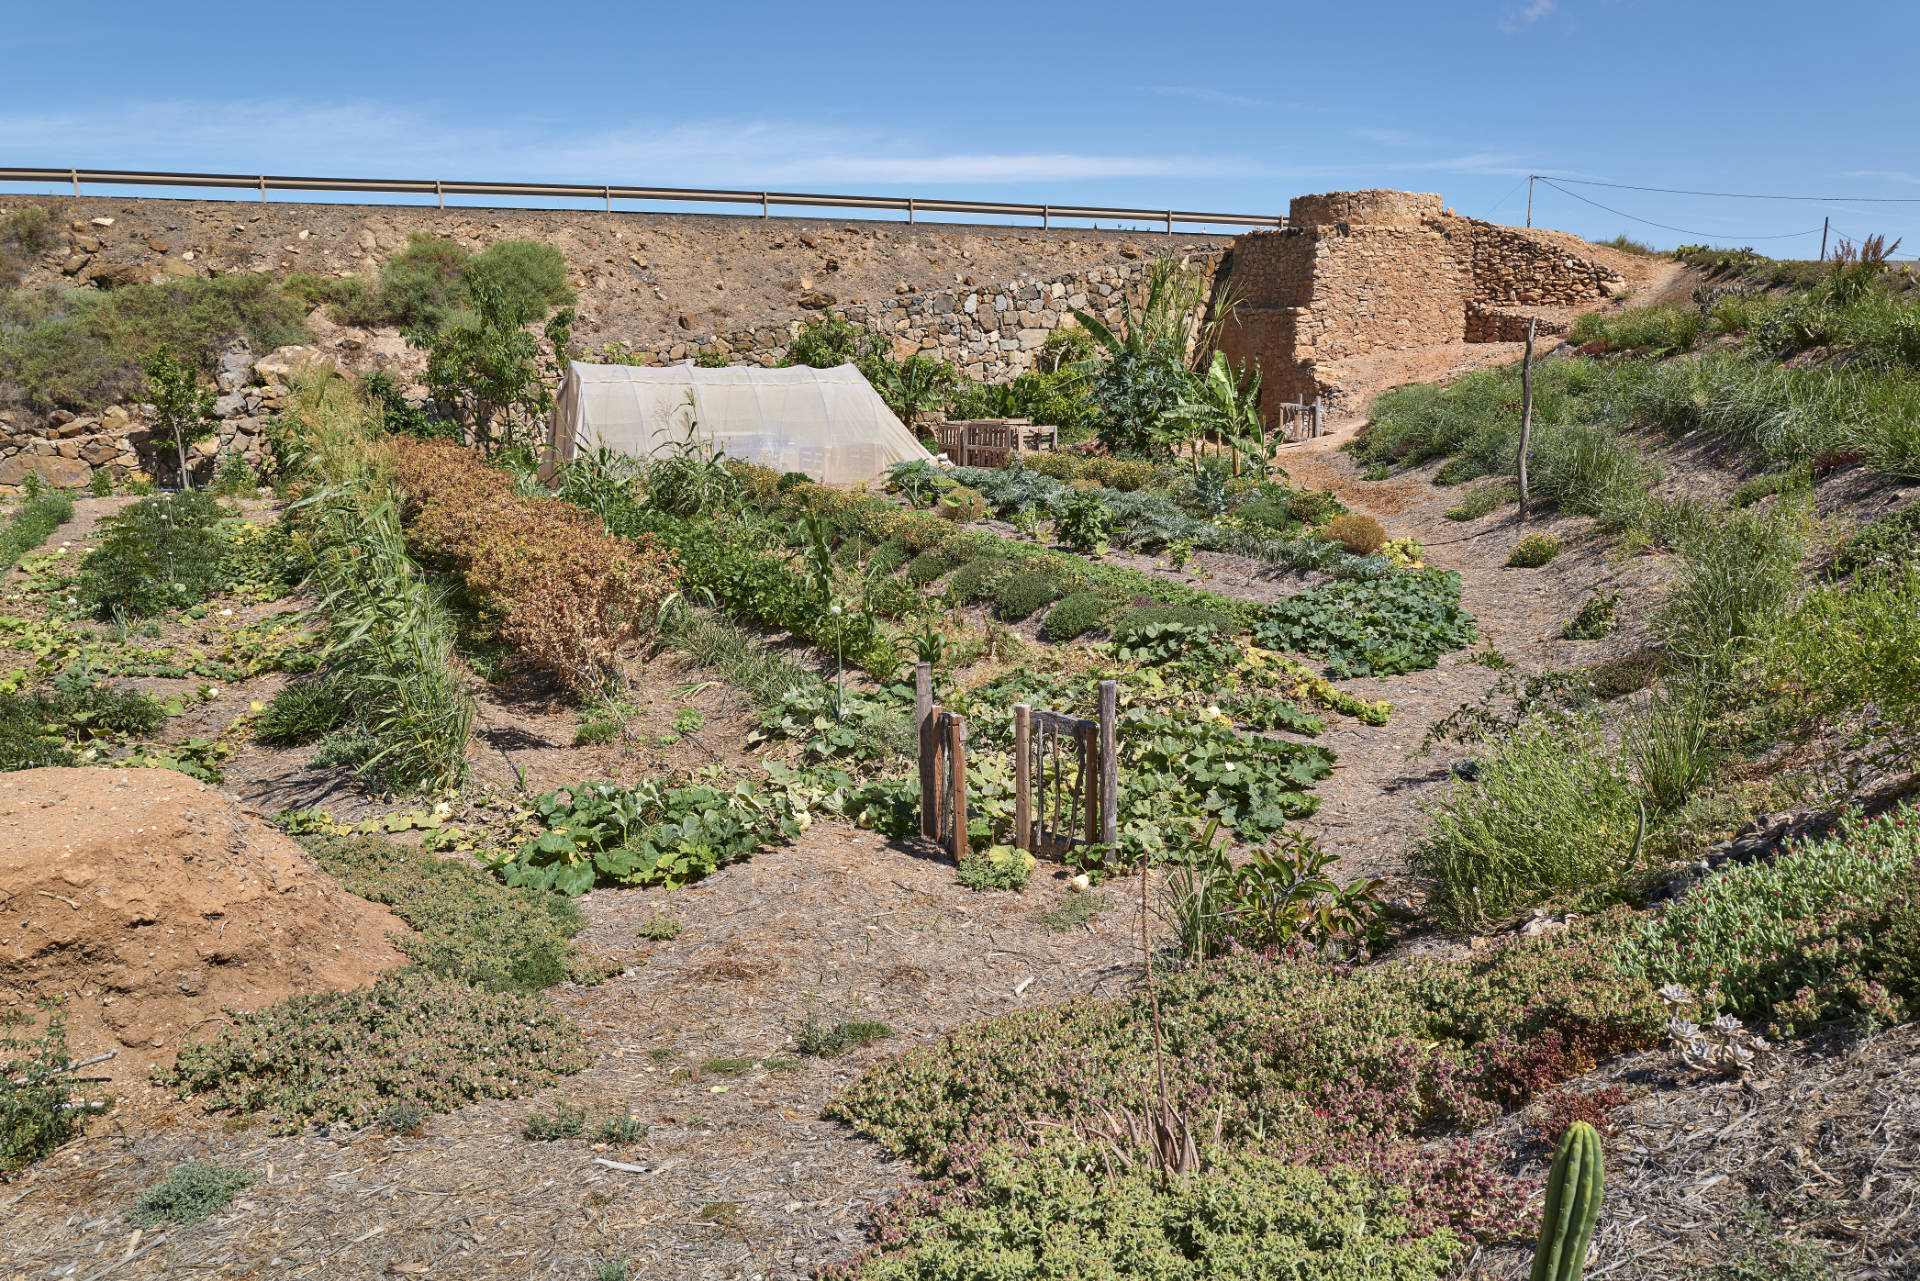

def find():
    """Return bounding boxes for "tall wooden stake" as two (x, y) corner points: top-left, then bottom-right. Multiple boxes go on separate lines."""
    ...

(915, 663), (935, 839)
(1013, 704), (1032, 851)
(1820, 216), (1830, 262)
(1517, 316), (1537, 521)
(1098, 680), (1118, 846)
(948, 716), (968, 864)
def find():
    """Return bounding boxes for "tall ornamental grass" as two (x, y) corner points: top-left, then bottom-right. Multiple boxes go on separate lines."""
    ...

(276, 376), (472, 791)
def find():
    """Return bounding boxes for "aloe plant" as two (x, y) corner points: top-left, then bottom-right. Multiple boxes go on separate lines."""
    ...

(1531, 1120), (1604, 1281)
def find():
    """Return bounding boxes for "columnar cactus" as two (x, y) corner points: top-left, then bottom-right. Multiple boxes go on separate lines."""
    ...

(1530, 1120), (1603, 1281)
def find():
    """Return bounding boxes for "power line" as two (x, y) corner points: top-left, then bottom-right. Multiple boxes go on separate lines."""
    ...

(1535, 178), (1823, 242)
(1549, 175), (1920, 204)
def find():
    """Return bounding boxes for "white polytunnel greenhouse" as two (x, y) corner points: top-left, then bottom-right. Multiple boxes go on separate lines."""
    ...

(546, 361), (931, 485)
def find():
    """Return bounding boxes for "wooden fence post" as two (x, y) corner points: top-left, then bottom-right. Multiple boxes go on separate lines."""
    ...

(1014, 704), (1032, 852)
(916, 663), (936, 839)
(1097, 680), (1118, 846)
(948, 716), (968, 863)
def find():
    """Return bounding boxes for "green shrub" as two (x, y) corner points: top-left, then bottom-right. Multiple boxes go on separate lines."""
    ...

(906, 545), (966, 585)
(1055, 489), (1110, 553)
(1767, 563), (1920, 742)
(210, 451), (259, 497)
(126, 1162), (256, 1228)
(158, 971), (590, 1134)
(0, 274), (308, 417)
(1230, 494), (1295, 531)
(374, 235), (472, 332)
(1507, 533), (1562, 568)
(1410, 712), (1644, 930)
(522, 1100), (588, 1141)
(2, 1007), (89, 1173)
(1256, 571), (1477, 678)
(1038, 590), (1110, 642)
(467, 240), (576, 320)
(947, 557), (1015, 605)
(1614, 805), (1920, 1036)
(798, 1016), (893, 1057)
(0, 489), (74, 574)
(935, 485), (987, 522)
(304, 834), (604, 990)
(1560, 593), (1618, 640)
(1286, 487), (1346, 526)
(830, 924), (1665, 1271)
(848, 1142), (1466, 1281)
(636, 914), (683, 941)
(77, 489), (231, 618)
(991, 570), (1065, 621)
(957, 846), (1034, 892)
(255, 677), (349, 747)
(1832, 503), (1920, 576)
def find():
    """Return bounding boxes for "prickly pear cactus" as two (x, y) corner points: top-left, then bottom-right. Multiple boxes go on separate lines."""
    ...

(1530, 1120), (1603, 1281)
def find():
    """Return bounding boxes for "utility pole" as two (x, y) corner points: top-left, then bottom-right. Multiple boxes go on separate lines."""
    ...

(1820, 216), (1829, 262)
(1525, 175), (1535, 228)
(1517, 316), (1537, 520)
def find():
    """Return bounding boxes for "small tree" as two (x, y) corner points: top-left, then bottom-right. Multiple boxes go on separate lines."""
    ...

(411, 275), (572, 457)
(142, 347), (218, 489)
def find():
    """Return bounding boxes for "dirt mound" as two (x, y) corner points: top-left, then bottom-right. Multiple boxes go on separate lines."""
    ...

(0, 767), (406, 1087)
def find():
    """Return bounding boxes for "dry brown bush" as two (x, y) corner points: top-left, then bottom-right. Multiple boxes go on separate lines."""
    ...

(1320, 512), (1387, 556)
(391, 440), (680, 693)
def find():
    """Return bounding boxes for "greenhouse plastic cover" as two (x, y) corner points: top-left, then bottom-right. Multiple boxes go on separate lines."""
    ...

(550, 361), (930, 485)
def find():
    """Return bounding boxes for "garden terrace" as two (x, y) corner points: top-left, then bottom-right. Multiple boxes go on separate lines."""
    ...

(5, 235), (1919, 1281)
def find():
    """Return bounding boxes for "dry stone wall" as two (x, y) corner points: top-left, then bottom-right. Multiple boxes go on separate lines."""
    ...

(0, 194), (1230, 492)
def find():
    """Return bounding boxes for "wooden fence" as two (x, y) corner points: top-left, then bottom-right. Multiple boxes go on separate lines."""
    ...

(934, 419), (1059, 469)
(916, 664), (1116, 860)
(1278, 395), (1326, 442)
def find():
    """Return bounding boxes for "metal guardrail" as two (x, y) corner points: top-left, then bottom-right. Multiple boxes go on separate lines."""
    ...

(0, 166), (1284, 233)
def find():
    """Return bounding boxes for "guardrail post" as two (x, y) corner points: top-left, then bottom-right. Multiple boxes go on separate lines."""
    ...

(604, 185), (611, 213)
(1014, 704), (1032, 851)
(70, 168), (79, 196)
(1166, 210), (1173, 235)
(435, 179), (443, 209)
(916, 663), (936, 839)
(1097, 680), (1118, 845)
(762, 191), (770, 218)
(1042, 205), (1050, 231)
(907, 196), (915, 224)
(258, 175), (266, 203)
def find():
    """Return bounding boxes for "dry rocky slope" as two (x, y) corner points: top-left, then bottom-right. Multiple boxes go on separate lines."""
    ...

(0, 188), (1650, 491)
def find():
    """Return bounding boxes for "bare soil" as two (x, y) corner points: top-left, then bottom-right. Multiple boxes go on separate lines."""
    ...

(0, 767), (405, 1089)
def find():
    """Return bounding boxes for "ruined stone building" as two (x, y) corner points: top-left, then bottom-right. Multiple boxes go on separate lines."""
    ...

(1215, 189), (1636, 423)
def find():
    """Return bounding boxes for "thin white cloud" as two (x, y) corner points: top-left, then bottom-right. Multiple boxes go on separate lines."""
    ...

(0, 100), (1270, 188)
(1500, 0), (1558, 32)
(1840, 169), (1920, 186)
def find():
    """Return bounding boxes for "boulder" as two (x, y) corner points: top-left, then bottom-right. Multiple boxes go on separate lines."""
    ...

(99, 404), (131, 431)
(89, 260), (155, 289)
(213, 392), (247, 419)
(0, 455), (91, 488)
(252, 344), (337, 389)
(797, 290), (837, 310)
(216, 342), (255, 392)
(80, 441), (119, 465)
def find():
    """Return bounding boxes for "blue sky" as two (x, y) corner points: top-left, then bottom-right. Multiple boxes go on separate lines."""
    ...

(4, 0), (1918, 252)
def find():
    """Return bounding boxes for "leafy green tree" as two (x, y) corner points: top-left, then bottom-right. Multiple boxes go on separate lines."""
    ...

(467, 240), (577, 319)
(411, 272), (574, 457)
(141, 346), (218, 489)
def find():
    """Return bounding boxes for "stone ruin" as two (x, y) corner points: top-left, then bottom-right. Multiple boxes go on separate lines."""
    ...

(1215, 189), (1634, 423)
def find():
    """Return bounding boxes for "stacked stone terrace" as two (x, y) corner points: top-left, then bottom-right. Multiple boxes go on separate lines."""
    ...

(1217, 190), (1633, 422)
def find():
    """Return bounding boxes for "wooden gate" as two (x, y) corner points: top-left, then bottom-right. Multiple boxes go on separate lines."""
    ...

(916, 666), (1118, 860)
